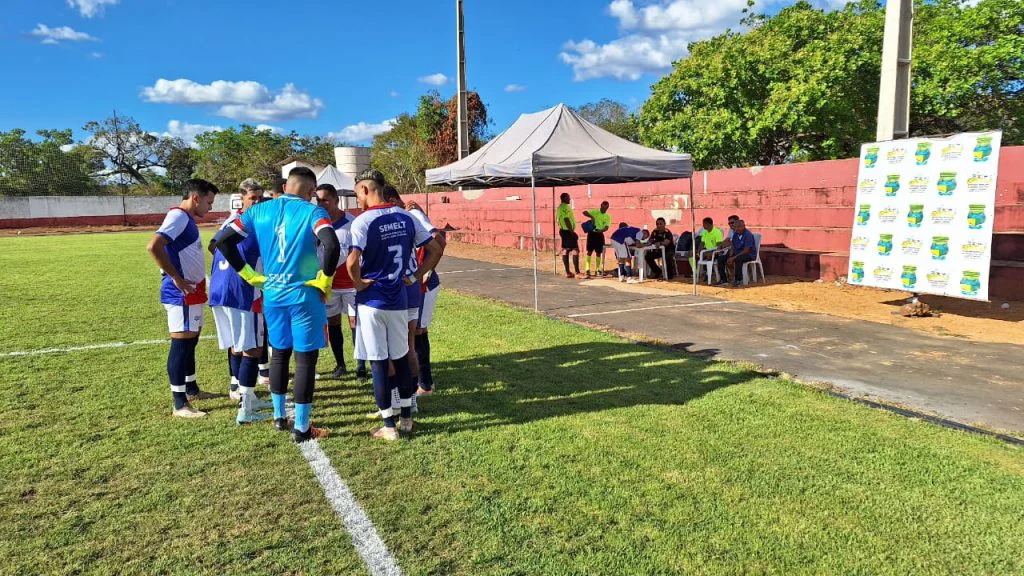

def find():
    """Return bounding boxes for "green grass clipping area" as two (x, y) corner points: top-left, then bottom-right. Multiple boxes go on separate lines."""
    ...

(1, 231), (1022, 576)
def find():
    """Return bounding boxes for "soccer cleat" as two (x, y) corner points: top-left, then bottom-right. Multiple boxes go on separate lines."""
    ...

(328, 365), (348, 379)
(416, 386), (433, 396)
(172, 404), (206, 418)
(229, 389), (242, 402)
(292, 425), (330, 443)
(371, 426), (400, 441)
(619, 275), (626, 283)
(565, 273), (575, 279)
(273, 418), (291, 431)
(236, 408), (271, 425)
(365, 410), (381, 420)
(250, 396), (274, 411)
(399, 418), (414, 434)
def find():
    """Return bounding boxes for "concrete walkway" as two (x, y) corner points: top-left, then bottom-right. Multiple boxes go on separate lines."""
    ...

(436, 256), (1023, 436)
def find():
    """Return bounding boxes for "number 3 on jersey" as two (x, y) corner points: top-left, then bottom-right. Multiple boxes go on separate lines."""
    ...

(387, 245), (403, 280)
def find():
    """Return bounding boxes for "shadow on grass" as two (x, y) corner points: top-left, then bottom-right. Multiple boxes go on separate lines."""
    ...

(314, 341), (760, 435)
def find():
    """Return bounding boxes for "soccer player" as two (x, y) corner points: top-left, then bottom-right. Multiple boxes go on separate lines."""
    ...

(583, 201), (611, 277)
(146, 178), (218, 418)
(214, 167), (340, 443)
(347, 169), (442, 441)
(406, 200), (446, 395)
(556, 193), (580, 278)
(610, 222), (647, 283)
(210, 178), (274, 424)
(314, 183), (356, 379)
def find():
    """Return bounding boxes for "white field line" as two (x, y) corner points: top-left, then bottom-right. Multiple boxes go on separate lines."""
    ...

(437, 267), (519, 274)
(0, 335), (216, 358)
(566, 301), (727, 318)
(298, 440), (403, 576)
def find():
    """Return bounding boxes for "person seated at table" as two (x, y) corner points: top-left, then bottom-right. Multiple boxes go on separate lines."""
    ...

(645, 217), (675, 280)
(688, 217), (725, 278)
(715, 219), (757, 287)
(610, 223), (647, 283)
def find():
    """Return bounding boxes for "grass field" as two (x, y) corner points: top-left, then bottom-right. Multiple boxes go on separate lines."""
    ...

(1, 231), (1022, 575)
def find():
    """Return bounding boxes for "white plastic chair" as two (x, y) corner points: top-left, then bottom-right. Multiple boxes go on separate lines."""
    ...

(741, 233), (766, 285)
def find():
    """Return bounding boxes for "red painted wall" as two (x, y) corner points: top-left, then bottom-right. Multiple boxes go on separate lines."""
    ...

(405, 146), (1024, 299)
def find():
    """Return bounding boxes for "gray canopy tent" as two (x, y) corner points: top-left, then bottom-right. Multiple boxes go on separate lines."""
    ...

(426, 103), (696, 310)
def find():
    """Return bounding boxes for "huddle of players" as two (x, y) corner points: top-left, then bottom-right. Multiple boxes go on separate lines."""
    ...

(147, 167), (444, 443)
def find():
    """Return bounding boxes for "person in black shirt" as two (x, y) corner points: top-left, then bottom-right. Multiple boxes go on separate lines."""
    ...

(645, 217), (675, 280)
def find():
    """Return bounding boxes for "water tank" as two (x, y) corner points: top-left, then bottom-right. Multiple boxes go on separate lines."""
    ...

(335, 147), (371, 180)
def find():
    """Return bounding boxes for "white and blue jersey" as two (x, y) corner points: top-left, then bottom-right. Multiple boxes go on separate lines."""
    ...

(611, 226), (644, 245)
(230, 195), (332, 308)
(209, 214), (261, 312)
(350, 205), (433, 311)
(408, 209), (440, 300)
(156, 208), (207, 305)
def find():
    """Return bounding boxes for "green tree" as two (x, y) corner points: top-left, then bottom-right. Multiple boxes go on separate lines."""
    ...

(0, 128), (103, 196)
(83, 112), (175, 186)
(574, 99), (639, 142)
(638, 0), (1023, 169)
(370, 113), (433, 194)
(164, 141), (198, 192)
(193, 125), (293, 194)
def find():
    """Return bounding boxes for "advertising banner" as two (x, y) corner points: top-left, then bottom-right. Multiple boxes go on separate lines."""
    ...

(848, 131), (1001, 300)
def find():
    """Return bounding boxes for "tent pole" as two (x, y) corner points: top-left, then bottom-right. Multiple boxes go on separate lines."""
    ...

(552, 187), (557, 276)
(531, 176), (539, 311)
(690, 175), (698, 297)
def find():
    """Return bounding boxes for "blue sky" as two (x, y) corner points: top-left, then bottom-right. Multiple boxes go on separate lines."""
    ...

(2, 0), (839, 145)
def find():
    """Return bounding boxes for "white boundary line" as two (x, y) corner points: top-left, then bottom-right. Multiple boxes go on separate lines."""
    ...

(298, 441), (403, 576)
(1, 335), (216, 358)
(566, 301), (727, 318)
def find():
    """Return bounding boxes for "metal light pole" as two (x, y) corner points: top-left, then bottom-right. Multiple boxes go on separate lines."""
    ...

(456, 0), (470, 160)
(876, 0), (913, 141)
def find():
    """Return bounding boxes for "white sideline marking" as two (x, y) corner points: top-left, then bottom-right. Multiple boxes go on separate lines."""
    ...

(566, 301), (727, 318)
(437, 267), (518, 275)
(0, 335), (216, 358)
(293, 426), (403, 575)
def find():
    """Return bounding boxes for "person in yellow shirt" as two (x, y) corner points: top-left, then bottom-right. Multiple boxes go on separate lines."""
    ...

(582, 201), (611, 277)
(556, 193), (581, 278)
(689, 217), (725, 276)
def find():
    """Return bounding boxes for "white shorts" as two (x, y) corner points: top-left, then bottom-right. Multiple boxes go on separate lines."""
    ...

(611, 241), (631, 260)
(354, 305), (410, 361)
(211, 306), (264, 352)
(164, 303), (204, 333)
(326, 289), (356, 318)
(407, 307), (420, 323)
(418, 286), (440, 330)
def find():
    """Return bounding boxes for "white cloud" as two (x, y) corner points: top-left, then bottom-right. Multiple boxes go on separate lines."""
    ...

(255, 124), (284, 134)
(504, 84), (528, 93)
(141, 79), (324, 122)
(328, 119), (397, 143)
(561, 0), (850, 81)
(418, 73), (449, 86)
(153, 120), (223, 147)
(30, 24), (98, 44)
(88, 51), (103, 59)
(60, 144), (75, 152)
(389, 91), (400, 97)
(142, 78), (270, 105)
(67, 0), (119, 18)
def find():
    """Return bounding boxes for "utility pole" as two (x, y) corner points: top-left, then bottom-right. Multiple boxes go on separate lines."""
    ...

(876, 0), (913, 141)
(456, 0), (469, 160)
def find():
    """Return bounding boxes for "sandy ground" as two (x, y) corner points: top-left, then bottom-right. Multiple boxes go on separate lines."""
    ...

(444, 241), (1024, 346)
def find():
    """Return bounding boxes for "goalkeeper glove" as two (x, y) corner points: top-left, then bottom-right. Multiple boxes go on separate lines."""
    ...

(238, 264), (267, 288)
(303, 270), (334, 294)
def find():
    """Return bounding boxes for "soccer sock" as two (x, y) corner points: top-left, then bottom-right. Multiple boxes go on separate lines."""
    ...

(625, 265), (633, 277)
(572, 255), (580, 273)
(357, 359), (367, 376)
(619, 263), (627, 277)
(394, 355), (415, 419)
(238, 355), (258, 412)
(562, 254), (571, 274)
(259, 342), (270, 378)
(327, 324), (346, 370)
(415, 332), (433, 390)
(229, 352), (242, 391)
(294, 403), (312, 433)
(585, 255), (592, 272)
(370, 360), (395, 427)
(184, 336), (199, 395)
(596, 256), (603, 272)
(167, 339), (188, 410)
(269, 347), (292, 420)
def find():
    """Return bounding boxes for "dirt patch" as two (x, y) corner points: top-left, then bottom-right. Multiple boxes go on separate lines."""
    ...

(445, 241), (1024, 346)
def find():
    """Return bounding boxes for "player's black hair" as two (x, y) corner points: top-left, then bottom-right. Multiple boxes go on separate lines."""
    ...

(560, 193), (571, 203)
(618, 222), (628, 229)
(288, 166), (317, 187)
(316, 183), (338, 198)
(182, 178), (218, 200)
(703, 217), (713, 225)
(355, 168), (387, 187)
(656, 217), (666, 225)
(271, 176), (286, 195)
(382, 184), (401, 203)
(727, 214), (740, 222)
